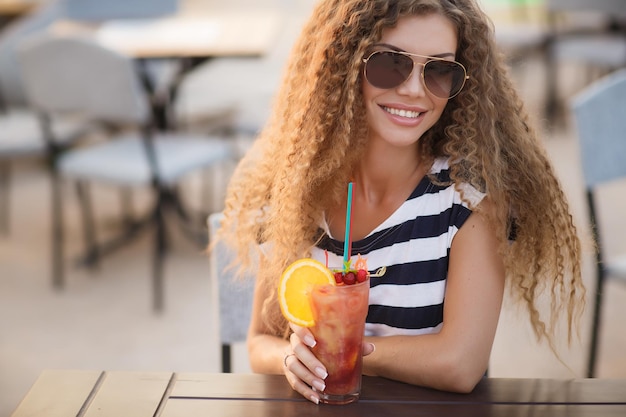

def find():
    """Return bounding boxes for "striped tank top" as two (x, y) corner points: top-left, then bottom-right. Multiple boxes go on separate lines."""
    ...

(311, 158), (485, 337)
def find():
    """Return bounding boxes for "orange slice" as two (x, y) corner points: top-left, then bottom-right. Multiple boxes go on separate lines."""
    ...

(278, 258), (335, 327)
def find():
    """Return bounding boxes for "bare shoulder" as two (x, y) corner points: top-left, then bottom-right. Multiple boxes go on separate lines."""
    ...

(449, 196), (504, 282)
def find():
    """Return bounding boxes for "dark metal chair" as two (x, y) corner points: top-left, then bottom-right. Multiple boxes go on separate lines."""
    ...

(18, 34), (234, 311)
(208, 212), (254, 373)
(571, 68), (626, 378)
(0, 0), (92, 235)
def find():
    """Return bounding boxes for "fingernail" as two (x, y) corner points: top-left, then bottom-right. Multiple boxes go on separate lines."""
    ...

(313, 380), (326, 391)
(315, 367), (328, 379)
(310, 395), (320, 404)
(304, 335), (316, 348)
(370, 342), (376, 353)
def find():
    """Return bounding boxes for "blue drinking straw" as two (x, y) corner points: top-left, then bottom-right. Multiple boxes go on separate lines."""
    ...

(343, 182), (354, 272)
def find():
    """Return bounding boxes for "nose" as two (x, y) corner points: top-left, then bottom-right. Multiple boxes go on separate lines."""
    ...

(397, 63), (427, 97)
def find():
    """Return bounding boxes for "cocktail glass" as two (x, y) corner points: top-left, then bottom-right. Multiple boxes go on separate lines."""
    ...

(309, 278), (369, 405)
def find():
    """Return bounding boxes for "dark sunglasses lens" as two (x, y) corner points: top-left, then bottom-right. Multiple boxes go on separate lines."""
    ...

(423, 60), (465, 98)
(365, 51), (413, 89)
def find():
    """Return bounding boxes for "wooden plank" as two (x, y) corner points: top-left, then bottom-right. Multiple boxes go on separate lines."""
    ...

(171, 373), (298, 400)
(83, 371), (173, 417)
(172, 374), (626, 405)
(472, 378), (626, 405)
(12, 371), (626, 417)
(161, 399), (306, 417)
(10, 370), (103, 417)
(161, 398), (626, 417)
(359, 376), (626, 404)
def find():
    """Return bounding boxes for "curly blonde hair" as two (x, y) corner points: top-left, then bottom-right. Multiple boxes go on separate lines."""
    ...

(217, 0), (585, 349)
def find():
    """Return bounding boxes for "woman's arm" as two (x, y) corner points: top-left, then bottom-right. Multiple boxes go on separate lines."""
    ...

(252, 199), (504, 399)
(362, 199), (505, 393)
(247, 266), (289, 374)
(247, 259), (330, 403)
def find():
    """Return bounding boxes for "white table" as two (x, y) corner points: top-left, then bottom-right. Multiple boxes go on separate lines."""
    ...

(50, 10), (282, 130)
(52, 10), (282, 59)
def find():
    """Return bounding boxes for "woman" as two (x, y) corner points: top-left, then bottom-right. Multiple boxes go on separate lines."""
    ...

(217, 0), (585, 403)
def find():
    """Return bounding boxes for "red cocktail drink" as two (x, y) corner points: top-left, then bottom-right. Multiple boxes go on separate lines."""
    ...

(309, 278), (369, 404)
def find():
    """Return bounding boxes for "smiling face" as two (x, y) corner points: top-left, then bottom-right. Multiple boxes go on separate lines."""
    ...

(362, 13), (459, 151)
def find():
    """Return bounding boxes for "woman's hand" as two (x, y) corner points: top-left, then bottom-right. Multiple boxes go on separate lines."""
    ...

(283, 323), (375, 404)
(283, 324), (327, 404)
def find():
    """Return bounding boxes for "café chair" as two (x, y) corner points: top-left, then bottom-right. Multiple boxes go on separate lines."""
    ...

(18, 34), (234, 311)
(0, 0), (93, 235)
(0, 0), (62, 109)
(60, 0), (184, 131)
(570, 68), (626, 378)
(0, 110), (90, 235)
(208, 212), (254, 373)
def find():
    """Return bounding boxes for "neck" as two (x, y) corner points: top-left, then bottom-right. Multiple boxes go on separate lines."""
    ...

(326, 142), (428, 242)
(354, 143), (425, 205)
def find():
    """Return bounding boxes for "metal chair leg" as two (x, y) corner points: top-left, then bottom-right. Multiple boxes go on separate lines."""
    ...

(587, 266), (605, 378)
(221, 344), (232, 373)
(0, 161), (10, 235)
(152, 192), (167, 312)
(76, 181), (99, 268)
(586, 190), (605, 378)
(544, 39), (561, 124)
(120, 187), (134, 228)
(50, 169), (64, 289)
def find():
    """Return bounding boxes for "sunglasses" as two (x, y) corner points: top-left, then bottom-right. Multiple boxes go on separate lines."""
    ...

(363, 50), (469, 99)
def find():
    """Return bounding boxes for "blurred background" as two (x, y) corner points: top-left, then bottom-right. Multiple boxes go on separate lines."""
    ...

(1, 0), (625, 415)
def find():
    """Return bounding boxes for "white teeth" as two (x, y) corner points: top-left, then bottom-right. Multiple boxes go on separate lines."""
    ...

(382, 106), (421, 118)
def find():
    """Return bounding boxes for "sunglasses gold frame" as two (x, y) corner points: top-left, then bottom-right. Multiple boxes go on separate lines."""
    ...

(362, 50), (470, 99)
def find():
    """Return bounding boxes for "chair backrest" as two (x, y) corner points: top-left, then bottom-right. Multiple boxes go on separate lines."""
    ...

(17, 34), (150, 125)
(571, 68), (626, 189)
(0, 0), (64, 107)
(208, 212), (255, 348)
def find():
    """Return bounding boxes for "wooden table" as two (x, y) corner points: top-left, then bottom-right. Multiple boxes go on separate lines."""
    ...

(10, 371), (626, 417)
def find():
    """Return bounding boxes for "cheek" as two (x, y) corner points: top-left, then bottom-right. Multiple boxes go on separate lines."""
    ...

(361, 77), (374, 102)
(432, 99), (449, 119)
(361, 81), (379, 118)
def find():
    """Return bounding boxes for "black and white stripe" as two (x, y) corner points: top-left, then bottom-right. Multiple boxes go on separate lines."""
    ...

(312, 158), (484, 337)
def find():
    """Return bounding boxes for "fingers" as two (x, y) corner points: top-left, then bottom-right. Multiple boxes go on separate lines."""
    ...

(283, 330), (374, 404)
(289, 326), (328, 378)
(283, 328), (327, 404)
(283, 353), (324, 404)
(289, 322), (317, 348)
(363, 342), (376, 356)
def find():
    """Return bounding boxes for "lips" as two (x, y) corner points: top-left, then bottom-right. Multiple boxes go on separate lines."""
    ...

(381, 106), (422, 119)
